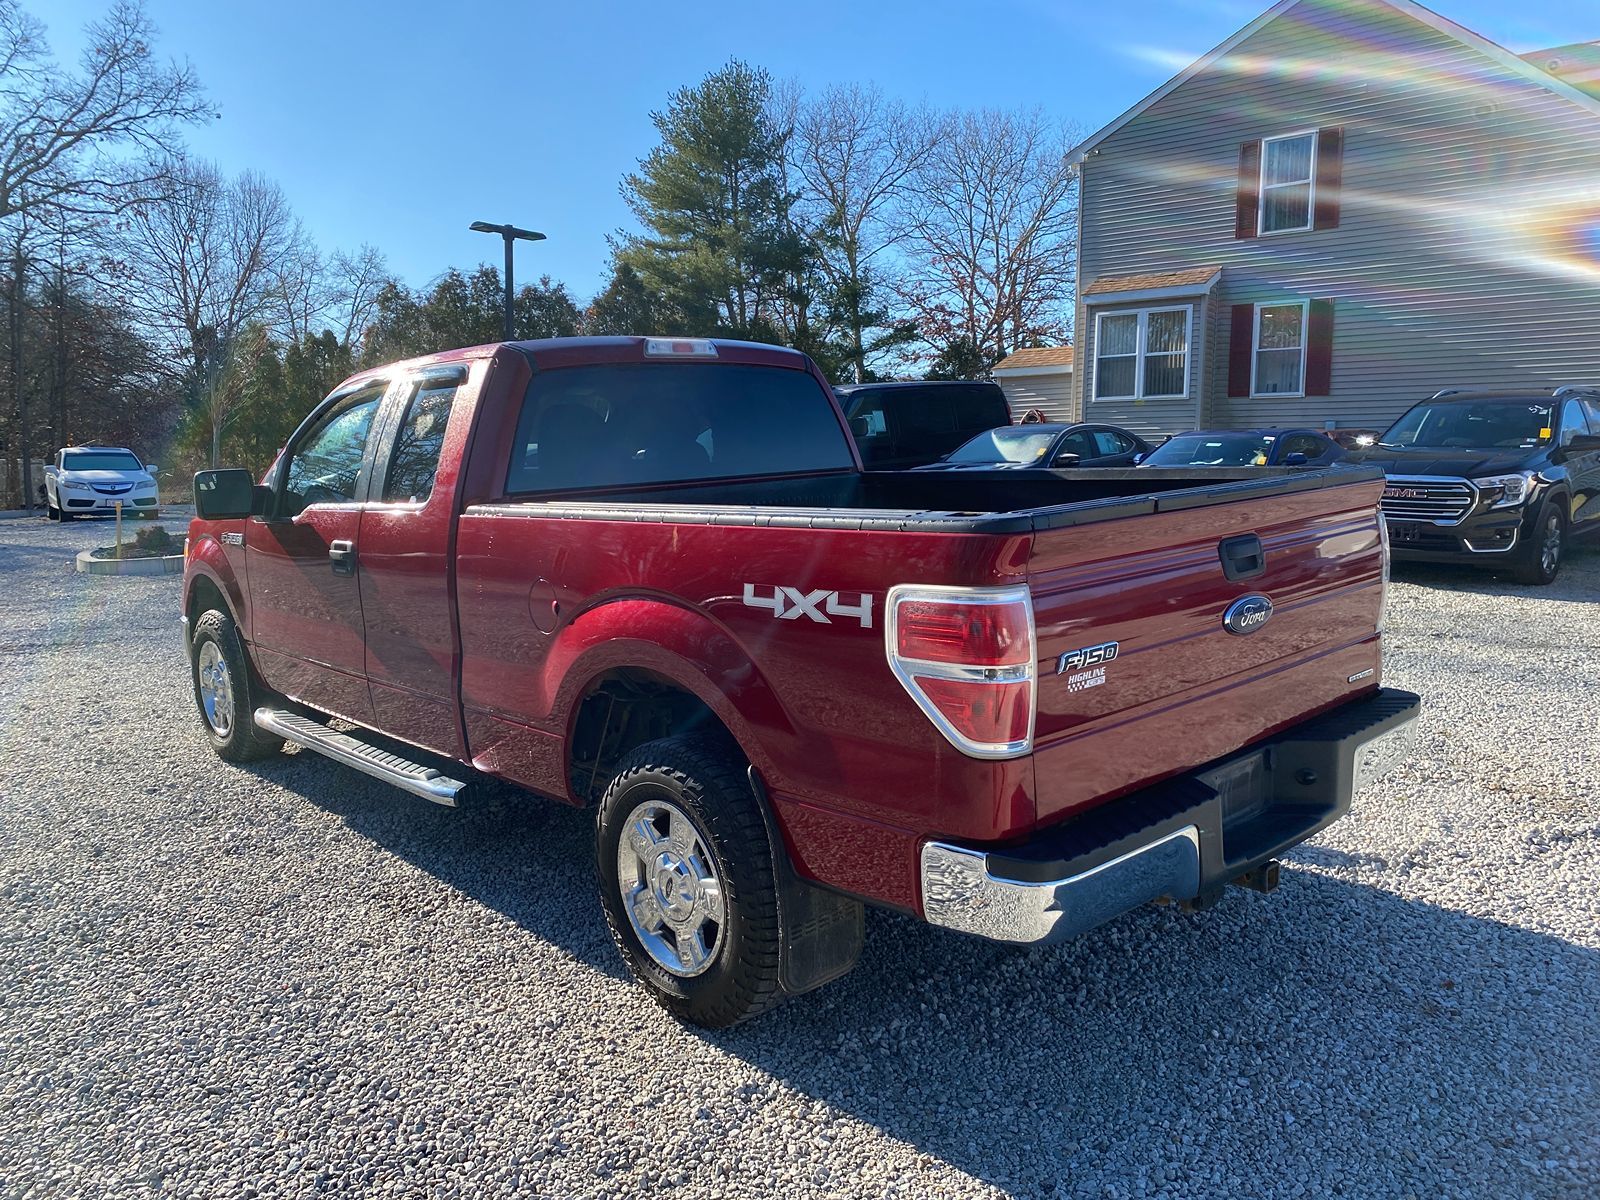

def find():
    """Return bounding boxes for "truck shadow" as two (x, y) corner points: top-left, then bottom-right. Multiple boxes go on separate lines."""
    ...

(255, 756), (1599, 1196)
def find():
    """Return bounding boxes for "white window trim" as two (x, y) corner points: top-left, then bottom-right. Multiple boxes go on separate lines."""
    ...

(1092, 306), (1193, 403)
(1258, 130), (1319, 236)
(1250, 300), (1310, 400)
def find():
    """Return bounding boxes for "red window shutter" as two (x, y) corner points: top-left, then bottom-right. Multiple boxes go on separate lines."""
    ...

(1313, 127), (1345, 231)
(1235, 141), (1262, 239)
(1228, 304), (1255, 397)
(1305, 299), (1335, 396)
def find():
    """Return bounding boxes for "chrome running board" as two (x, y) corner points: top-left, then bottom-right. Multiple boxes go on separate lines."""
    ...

(254, 707), (466, 807)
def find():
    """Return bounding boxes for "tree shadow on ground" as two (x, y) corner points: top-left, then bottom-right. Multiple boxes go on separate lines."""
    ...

(250, 751), (1600, 1198)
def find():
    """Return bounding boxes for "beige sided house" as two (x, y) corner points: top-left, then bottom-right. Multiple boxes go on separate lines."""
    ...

(1069, 0), (1600, 440)
(990, 347), (1075, 422)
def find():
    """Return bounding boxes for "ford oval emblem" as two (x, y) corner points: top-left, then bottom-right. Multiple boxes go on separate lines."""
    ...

(1223, 594), (1274, 636)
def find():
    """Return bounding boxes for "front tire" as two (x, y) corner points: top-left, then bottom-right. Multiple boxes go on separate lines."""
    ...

(595, 736), (784, 1028)
(1514, 502), (1565, 585)
(189, 608), (285, 762)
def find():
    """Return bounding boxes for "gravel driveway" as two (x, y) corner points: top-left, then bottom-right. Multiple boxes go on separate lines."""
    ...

(1, 513), (1596, 1200)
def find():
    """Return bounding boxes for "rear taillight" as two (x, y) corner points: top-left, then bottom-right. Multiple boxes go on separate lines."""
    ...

(886, 584), (1036, 759)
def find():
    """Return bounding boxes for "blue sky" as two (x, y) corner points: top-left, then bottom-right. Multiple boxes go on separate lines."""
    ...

(46, 0), (1600, 303)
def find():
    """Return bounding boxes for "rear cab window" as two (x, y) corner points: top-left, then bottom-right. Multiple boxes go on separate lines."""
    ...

(506, 363), (854, 494)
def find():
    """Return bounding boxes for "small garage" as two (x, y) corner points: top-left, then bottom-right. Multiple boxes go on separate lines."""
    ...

(990, 347), (1076, 423)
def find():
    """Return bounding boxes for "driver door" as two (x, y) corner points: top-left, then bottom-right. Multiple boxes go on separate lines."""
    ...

(246, 381), (389, 725)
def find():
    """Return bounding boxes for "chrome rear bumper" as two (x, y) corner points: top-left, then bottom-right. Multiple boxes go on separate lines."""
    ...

(922, 826), (1201, 944)
(919, 687), (1421, 945)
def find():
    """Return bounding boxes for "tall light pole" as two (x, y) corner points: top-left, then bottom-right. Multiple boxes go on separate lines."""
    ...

(469, 221), (546, 340)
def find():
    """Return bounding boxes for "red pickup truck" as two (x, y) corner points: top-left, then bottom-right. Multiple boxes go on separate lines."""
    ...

(184, 336), (1420, 1027)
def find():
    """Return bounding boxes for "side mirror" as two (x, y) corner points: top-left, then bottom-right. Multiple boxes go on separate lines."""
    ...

(1053, 452), (1081, 467)
(1132, 452), (1146, 465)
(1284, 451), (1310, 466)
(145, 464), (159, 477)
(194, 468), (260, 520)
(849, 416), (871, 439)
(1566, 433), (1600, 453)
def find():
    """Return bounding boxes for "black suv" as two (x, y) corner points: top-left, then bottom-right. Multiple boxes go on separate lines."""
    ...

(1357, 386), (1600, 584)
(836, 381), (1012, 470)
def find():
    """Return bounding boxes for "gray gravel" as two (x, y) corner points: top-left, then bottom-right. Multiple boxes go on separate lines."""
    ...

(1, 511), (1596, 1200)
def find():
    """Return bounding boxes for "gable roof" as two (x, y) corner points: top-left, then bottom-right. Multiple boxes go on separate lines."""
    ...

(993, 347), (1075, 371)
(1522, 41), (1600, 97)
(1069, 0), (1600, 163)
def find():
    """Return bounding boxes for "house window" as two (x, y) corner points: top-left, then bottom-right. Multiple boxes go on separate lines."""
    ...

(1252, 302), (1309, 397)
(1093, 307), (1191, 401)
(1260, 132), (1317, 234)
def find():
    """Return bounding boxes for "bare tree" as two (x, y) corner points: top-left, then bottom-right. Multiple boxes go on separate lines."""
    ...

(121, 158), (298, 378)
(194, 321), (268, 467)
(898, 107), (1080, 372)
(0, 1), (211, 223)
(326, 243), (390, 346)
(791, 84), (940, 381)
(269, 224), (328, 343)
(0, 0), (209, 505)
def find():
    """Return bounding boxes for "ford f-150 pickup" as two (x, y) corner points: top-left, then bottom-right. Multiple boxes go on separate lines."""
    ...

(184, 336), (1420, 1027)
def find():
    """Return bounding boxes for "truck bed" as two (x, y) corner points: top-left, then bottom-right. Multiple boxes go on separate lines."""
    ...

(471, 464), (1381, 532)
(457, 461), (1387, 908)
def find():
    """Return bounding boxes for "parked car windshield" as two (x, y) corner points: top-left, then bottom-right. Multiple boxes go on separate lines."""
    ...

(1143, 433), (1275, 466)
(63, 451), (143, 471)
(1378, 401), (1554, 450)
(945, 427), (1059, 464)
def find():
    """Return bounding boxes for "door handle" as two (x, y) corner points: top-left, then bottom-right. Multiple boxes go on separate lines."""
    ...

(329, 539), (357, 576)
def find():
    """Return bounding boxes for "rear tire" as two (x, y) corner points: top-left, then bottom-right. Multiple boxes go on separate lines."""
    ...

(595, 736), (784, 1028)
(190, 608), (285, 762)
(1513, 502), (1565, 586)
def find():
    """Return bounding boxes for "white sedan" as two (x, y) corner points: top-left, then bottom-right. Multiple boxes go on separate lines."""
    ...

(43, 446), (161, 520)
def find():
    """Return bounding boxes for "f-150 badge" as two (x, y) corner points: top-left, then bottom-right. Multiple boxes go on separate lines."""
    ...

(1055, 640), (1118, 692)
(742, 584), (874, 628)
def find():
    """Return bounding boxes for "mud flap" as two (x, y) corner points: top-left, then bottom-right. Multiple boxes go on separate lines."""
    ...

(748, 767), (864, 995)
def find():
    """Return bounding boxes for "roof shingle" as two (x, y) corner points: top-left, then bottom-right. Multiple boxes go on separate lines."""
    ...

(1083, 266), (1222, 296)
(993, 347), (1075, 371)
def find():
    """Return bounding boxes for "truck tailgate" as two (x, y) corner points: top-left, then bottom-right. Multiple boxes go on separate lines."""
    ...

(1028, 473), (1386, 826)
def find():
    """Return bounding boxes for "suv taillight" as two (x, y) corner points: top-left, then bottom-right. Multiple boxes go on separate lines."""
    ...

(885, 584), (1036, 759)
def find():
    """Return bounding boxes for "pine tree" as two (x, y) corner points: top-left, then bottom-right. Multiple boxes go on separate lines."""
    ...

(619, 61), (801, 340)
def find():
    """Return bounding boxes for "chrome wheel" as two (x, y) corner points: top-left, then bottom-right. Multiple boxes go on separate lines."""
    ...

(1540, 513), (1563, 577)
(196, 640), (234, 737)
(616, 798), (726, 977)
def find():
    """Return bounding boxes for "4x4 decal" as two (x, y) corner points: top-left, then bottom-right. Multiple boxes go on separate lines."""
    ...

(742, 584), (874, 628)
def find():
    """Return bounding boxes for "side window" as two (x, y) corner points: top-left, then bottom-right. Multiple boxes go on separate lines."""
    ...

(1582, 398), (1600, 434)
(1558, 399), (1589, 447)
(383, 378), (462, 504)
(895, 393), (958, 437)
(1091, 429), (1134, 457)
(847, 394), (889, 438)
(1056, 430), (1097, 461)
(1280, 433), (1325, 459)
(282, 387), (385, 516)
(954, 389), (1005, 429)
